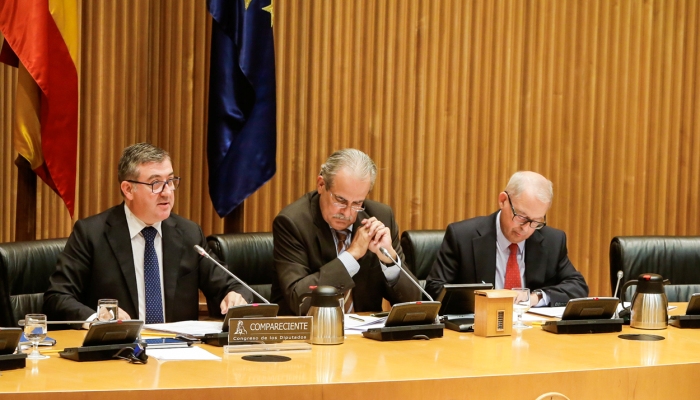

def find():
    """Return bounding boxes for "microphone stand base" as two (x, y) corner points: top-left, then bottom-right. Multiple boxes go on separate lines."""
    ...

(362, 323), (444, 341)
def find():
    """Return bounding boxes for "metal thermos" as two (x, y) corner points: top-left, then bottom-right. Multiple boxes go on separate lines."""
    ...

(299, 286), (344, 345)
(620, 273), (668, 330)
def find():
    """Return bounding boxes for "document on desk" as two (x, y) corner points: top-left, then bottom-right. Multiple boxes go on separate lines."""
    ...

(147, 346), (221, 361)
(144, 320), (222, 337)
(527, 307), (566, 319)
(344, 314), (387, 335)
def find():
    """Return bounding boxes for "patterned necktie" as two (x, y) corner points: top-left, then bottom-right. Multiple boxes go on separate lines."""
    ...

(142, 227), (164, 323)
(335, 229), (354, 313)
(504, 243), (522, 290)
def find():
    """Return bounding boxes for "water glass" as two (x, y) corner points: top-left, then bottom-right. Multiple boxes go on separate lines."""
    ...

(24, 314), (49, 360)
(98, 299), (119, 321)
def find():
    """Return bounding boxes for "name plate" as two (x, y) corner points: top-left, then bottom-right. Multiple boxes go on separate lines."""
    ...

(228, 316), (313, 343)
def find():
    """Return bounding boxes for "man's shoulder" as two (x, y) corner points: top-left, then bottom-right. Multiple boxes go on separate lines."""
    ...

(76, 204), (123, 227)
(164, 212), (201, 231)
(362, 199), (393, 218)
(277, 191), (316, 222)
(448, 213), (495, 232)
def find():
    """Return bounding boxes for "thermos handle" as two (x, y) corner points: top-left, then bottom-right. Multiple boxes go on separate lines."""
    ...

(298, 292), (313, 315)
(620, 280), (637, 311)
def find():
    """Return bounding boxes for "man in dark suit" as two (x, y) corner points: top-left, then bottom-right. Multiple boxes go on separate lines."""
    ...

(272, 149), (420, 315)
(426, 171), (588, 307)
(44, 143), (252, 326)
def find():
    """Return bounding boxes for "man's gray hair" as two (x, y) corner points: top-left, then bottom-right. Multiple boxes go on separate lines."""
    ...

(118, 143), (170, 182)
(504, 171), (553, 204)
(319, 148), (377, 190)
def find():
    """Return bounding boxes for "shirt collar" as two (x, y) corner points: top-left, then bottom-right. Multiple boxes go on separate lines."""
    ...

(124, 203), (163, 239)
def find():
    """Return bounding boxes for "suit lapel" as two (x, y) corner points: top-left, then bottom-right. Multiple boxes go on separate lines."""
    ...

(473, 213), (498, 284)
(161, 217), (183, 322)
(311, 192), (338, 263)
(105, 204), (139, 314)
(524, 230), (546, 287)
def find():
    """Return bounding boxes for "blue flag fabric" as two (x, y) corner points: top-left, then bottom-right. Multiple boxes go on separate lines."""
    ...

(207, 0), (277, 217)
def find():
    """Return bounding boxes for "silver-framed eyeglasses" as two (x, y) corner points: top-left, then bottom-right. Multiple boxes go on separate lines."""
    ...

(126, 177), (181, 194)
(505, 191), (546, 229)
(329, 190), (365, 212)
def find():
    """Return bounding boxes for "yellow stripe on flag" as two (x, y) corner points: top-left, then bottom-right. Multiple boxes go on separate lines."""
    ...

(48, 0), (80, 72)
(13, 62), (43, 169)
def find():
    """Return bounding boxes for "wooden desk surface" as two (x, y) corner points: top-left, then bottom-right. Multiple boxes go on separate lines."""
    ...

(1, 304), (697, 400)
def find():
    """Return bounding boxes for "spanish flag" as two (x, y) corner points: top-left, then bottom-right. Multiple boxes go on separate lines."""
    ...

(0, 0), (79, 217)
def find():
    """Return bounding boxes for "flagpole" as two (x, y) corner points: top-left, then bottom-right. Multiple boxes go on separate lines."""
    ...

(14, 155), (37, 241)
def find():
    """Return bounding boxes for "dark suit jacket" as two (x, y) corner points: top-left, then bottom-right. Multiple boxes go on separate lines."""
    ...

(425, 212), (588, 306)
(43, 204), (252, 323)
(271, 191), (421, 315)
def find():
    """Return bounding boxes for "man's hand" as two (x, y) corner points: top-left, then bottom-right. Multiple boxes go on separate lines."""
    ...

(116, 307), (131, 321)
(362, 217), (394, 263)
(220, 291), (248, 314)
(346, 223), (372, 260)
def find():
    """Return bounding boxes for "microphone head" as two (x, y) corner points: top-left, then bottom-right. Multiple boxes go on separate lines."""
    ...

(617, 270), (624, 279)
(193, 245), (208, 257)
(379, 247), (391, 259)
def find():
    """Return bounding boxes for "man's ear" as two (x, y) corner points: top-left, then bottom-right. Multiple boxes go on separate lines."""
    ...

(497, 191), (507, 208)
(121, 181), (134, 200)
(317, 175), (325, 194)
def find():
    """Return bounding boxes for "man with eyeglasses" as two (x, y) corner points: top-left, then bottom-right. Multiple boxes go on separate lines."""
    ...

(44, 143), (252, 326)
(271, 149), (420, 315)
(425, 171), (588, 307)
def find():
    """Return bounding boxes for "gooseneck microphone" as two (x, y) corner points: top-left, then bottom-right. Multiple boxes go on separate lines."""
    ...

(613, 270), (624, 299)
(379, 246), (434, 302)
(193, 245), (270, 304)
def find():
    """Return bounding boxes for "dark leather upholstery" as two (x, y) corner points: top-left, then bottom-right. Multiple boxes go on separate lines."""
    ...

(400, 230), (446, 287)
(207, 233), (275, 316)
(0, 238), (67, 327)
(610, 236), (700, 302)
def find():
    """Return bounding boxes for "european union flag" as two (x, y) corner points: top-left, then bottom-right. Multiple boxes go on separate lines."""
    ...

(207, 0), (276, 217)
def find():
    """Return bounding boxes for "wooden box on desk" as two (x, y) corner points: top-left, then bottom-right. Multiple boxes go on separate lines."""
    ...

(474, 289), (517, 337)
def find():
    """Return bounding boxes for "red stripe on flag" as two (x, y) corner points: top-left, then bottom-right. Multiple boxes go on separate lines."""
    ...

(0, 0), (78, 216)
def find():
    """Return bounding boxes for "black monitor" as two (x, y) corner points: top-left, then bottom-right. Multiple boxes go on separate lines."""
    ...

(436, 283), (493, 316)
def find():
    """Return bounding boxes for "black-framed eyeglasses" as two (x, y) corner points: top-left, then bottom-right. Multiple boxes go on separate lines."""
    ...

(505, 191), (546, 229)
(328, 190), (365, 212)
(126, 177), (181, 194)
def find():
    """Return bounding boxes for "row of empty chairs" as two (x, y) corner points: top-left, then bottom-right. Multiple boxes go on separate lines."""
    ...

(1, 233), (699, 327)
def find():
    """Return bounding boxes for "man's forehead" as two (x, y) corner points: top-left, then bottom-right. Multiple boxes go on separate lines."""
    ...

(137, 161), (174, 180)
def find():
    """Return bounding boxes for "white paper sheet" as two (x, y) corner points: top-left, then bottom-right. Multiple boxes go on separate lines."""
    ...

(344, 314), (387, 334)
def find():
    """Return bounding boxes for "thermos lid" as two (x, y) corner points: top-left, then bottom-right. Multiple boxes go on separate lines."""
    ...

(637, 273), (665, 294)
(310, 285), (342, 307)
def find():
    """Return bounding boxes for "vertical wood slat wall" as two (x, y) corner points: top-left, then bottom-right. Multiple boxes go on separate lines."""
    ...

(0, 0), (698, 298)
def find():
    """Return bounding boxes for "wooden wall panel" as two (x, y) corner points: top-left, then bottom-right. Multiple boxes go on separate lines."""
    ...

(1, 0), (699, 298)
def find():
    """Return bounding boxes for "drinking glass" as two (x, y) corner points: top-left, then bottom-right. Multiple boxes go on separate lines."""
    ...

(97, 299), (119, 321)
(24, 314), (49, 359)
(512, 288), (532, 330)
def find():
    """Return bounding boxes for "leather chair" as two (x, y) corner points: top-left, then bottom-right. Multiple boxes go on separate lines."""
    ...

(400, 230), (446, 288)
(609, 236), (700, 302)
(206, 232), (275, 317)
(0, 238), (67, 327)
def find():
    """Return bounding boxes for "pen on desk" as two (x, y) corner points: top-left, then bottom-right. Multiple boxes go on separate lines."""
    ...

(349, 315), (365, 322)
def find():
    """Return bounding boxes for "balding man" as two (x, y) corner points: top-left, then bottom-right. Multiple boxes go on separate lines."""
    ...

(271, 149), (420, 315)
(426, 171), (588, 307)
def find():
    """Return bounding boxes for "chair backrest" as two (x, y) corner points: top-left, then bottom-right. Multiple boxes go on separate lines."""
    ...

(0, 238), (67, 327)
(400, 230), (446, 287)
(610, 236), (700, 301)
(206, 232), (275, 315)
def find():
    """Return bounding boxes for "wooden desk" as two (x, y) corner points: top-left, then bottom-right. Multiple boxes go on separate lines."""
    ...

(1, 304), (697, 400)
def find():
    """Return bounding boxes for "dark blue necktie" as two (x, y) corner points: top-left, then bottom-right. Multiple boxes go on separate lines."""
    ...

(142, 227), (164, 324)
